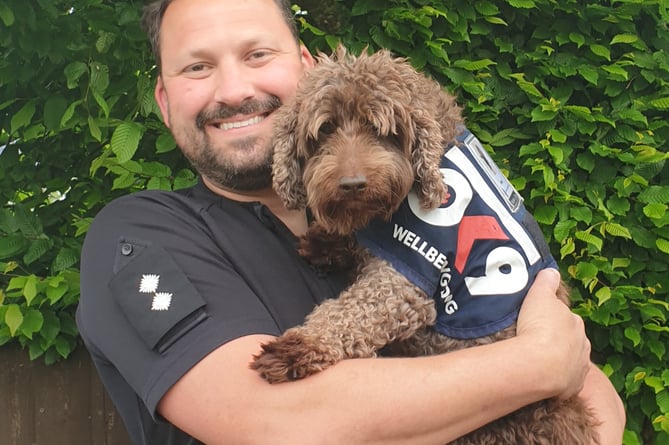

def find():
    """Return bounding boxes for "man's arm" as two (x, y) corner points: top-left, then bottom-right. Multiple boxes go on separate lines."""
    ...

(580, 364), (626, 445)
(158, 270), (614, 445)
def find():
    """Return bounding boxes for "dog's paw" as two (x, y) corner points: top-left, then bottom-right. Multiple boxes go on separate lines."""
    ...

(250, 331), (339, 384)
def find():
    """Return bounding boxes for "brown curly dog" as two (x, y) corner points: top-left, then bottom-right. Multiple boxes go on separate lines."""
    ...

(251, 46), (599, 445)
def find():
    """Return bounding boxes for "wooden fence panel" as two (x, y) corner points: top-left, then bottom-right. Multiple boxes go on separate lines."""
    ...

(0, 343), (132, 445)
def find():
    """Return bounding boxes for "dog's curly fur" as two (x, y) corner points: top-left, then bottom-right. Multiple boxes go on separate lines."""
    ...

(251, 46), (599, 445)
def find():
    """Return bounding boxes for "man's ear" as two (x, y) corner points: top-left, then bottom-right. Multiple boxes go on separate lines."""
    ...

(154, 76), (170, 128)
(300, 44), (316, 71)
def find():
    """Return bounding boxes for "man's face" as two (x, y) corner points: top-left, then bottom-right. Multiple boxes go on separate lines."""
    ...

(155, 0), (314, 191)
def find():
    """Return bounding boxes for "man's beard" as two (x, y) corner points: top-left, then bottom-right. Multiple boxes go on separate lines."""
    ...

(183, 96), (282, 191)
(188, 136), (274, 191)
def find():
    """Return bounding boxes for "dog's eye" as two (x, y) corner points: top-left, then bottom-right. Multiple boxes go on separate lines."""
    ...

(318, 121), (336, 137)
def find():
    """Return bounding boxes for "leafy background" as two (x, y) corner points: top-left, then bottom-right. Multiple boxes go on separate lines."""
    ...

(1, 0), (667, 443)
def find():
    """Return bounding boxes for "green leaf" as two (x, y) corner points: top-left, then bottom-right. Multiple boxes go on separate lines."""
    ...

(506, 0), (535, 7)
(95, 31), (115, 54)
(64, 61), (88, 89)
(564, 105), (594, 121)
(647, 339), (666, 361)
(23, 238), (53, 265)
(603, 64), (629, 81)
(595, 286), (612, 305)
(611, 34), (639, 45)
(54, 336), (73, 359)
(474, 1), (499, 16)
(554, 219), (577, 242)
(644, 203), (668, 220)
(10, 100), (36, 133)
(28, 341), (45, 361)
(484, 16), (507, 26)
(453, 58), (496, 71)
(578, 66), (599, 85)
(111, 122), (144, 163)
(112, 172), (137, 190)
(576, 152), (596, 173)
(0, 3), (15, 26)
(625, 326), (642, 346)
(14, 205), (43, 237)
(89, 62), (110, 93)
(574, 261), (599, 280)
(575, 231), (603, 251)
(147, 177), (172, 190)
(638, 186), (669, 204)
(20, 309), (44, 340)
(559, 238), (575, 258)
(655, 388), (669, 413)
(589, 44), (611, 61)
(657, 239), (669, 254)
(174, 169), (197, 190)
(23, 275), (38, 306)
(622, 430), (641, 445)
(60, 100), (81, 127)
(603, 222), (632, 239)
(51, 248), (79, 273)
(41, 311), (61, 342)
(570, 206), (593, 224)
(569, 32), (586, 48)
(46, 280), (69, 305)
(88, 116), (102, 141)
(156, 133), (176, 153)
(531, 108), (557, 122)
(513, 78), (544, 98)
(533, 205), (558, 225)
(7, 276), (26, 291)
(0, 235), (29, 260)
(4, 304), (23, 336)
(140, 161), (172, 178)
(645, 376), (665, 394)
(43, 95), (68, 131)
(649, 97), (669, 110)
(92, 90), (111, 118)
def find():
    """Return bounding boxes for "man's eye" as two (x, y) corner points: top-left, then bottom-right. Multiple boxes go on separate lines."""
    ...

(247, 50), (275, 65)
(250, 50), (271, 59)
(186, 64), (206, 72)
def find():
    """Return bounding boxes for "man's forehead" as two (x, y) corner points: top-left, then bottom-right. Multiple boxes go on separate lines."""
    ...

(159, 0), (289, 50)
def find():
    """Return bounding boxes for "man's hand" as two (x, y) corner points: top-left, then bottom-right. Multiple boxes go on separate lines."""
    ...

(516, 268), (592, 399)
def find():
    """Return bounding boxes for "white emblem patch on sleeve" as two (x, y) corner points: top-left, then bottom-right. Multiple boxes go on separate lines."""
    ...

(138, 274), (173, 311)
(152, 292), (173, 311)
(139, 274), (160, 293)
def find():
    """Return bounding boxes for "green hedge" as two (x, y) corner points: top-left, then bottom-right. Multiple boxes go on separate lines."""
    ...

(1, 1), (667, 443)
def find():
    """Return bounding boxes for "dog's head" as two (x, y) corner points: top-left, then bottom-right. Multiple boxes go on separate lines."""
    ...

(272, 45), (463, 235)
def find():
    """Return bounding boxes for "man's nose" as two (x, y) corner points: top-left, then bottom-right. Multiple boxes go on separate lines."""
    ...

(213, 63), (255, 106)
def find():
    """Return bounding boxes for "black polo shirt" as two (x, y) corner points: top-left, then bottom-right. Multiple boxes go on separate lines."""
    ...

(76, 180), (349, 445)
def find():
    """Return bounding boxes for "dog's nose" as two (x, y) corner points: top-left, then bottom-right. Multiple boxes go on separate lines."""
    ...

(339, 175), (367, 193)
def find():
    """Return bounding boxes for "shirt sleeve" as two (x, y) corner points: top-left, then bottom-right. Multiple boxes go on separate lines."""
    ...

(77, 190), (281, 418)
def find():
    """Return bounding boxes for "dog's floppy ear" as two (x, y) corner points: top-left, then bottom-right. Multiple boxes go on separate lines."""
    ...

(410, 111), (449, 210)
(272, 104), (308, 210)
(387, 57), (452, 210)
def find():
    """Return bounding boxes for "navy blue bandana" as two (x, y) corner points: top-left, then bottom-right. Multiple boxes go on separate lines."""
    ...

(356, 130), (556, 339)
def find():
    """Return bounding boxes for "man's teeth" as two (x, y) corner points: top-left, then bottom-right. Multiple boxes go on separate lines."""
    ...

(217, 115), (264, 130)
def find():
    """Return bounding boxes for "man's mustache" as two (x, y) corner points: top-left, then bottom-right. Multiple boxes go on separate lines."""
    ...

(196, 96), (282, 130)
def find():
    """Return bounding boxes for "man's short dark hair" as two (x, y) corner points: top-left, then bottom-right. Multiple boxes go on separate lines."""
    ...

(141, 0), (301, 69)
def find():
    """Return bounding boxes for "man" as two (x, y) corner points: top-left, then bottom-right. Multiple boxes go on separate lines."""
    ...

(76, 0), (625, 444)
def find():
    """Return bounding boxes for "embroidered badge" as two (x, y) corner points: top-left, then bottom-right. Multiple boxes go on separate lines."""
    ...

(139, 274), (172, 311)
(139, 274), (160, 293)
(152, 292), (173, 311)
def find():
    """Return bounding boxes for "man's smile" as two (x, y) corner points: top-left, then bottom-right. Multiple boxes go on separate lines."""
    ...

(210, 114), (266, 131)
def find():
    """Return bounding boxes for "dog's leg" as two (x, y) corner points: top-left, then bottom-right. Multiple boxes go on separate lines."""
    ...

(250, 256), (437, 383)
